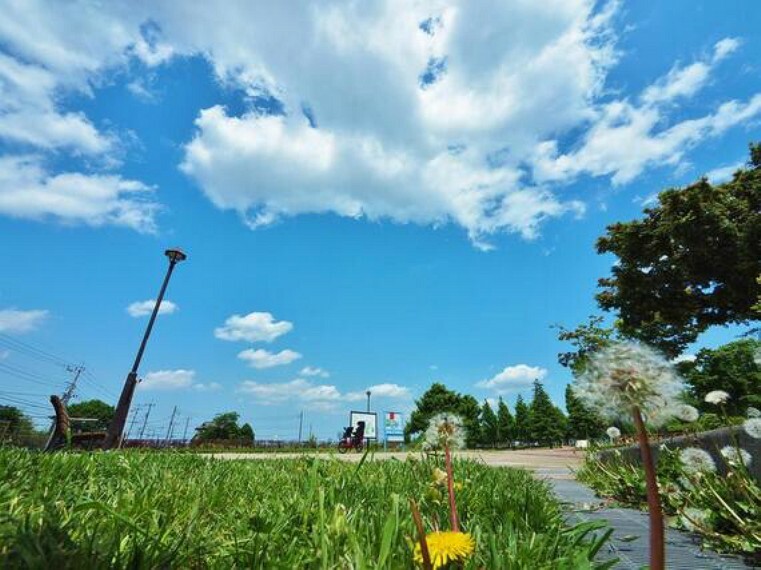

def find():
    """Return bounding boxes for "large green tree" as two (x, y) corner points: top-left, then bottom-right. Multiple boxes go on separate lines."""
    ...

(595, 143), (761, 357)
(479, 400), (498, 447)
(683, 338), (761, 415)
(194, 412), (253, 443)
(513, 395), (530, 444)
(555, 315), (618, 375)
(0, 406), (36, 443)
(564, 384), (604, 440)
(67, 399), (114, 433)
(405, 383), (481, 446)
(528, 381), (566, 447)
(496, 397), (514, 446)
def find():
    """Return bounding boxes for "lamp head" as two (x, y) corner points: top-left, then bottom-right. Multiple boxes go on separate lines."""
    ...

(164, 248), (187, 263)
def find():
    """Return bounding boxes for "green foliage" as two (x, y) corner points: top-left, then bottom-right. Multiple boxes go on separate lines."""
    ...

(67, 399), (114, 433)
(595, 144), (761, 356)
(513, 395), (530, 443)
(193, 412), (254, 443)
(479, 400), (498, 447)
(528, 381), (566, 447)
(682, 339), (761, 416)
(0, 406), (38, 446)
(0, 450), (613, 568)
(579, 446), (761, 561)
(405, 383), (481, 446)
(565, 385), (605, 441)
(496, 397), (514, 445)
(555, 315), (618, 375)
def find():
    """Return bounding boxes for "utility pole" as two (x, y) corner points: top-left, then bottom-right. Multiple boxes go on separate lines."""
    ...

(45, 365), (85, 449)
(124, 404), (141, 441)
(164, 406), (177, 447)
(103, 248), (187, 450)
(138, 403), (154, 440)
(182, 416), (191, 445)
(298, 411), (303, 443)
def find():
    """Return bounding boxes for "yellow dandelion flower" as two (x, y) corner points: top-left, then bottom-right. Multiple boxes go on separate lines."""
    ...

(414, 531), (475, 569)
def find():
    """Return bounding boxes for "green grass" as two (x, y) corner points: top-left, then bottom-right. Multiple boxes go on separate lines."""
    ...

(0, 450), (612, 568)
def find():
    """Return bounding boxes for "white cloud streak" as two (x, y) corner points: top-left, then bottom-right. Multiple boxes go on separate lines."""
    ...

(237, 348), (302, 369)
(126, 299), (178, 318)
(476, 364), (547, 393)
(0, 308), (49, 334)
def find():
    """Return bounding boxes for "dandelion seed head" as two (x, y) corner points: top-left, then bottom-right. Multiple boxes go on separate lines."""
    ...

(747, 407), (761, 419)
(424, 413), (466, 450)
(574, 342), (685, 425)
(720, 446), (751, 467)
(704, 390), (730, 405)
(681, 507), (710, 532)
(680, 447), (716, 475)
(743, 418), (761, 439)
(673, 404), (699, 422)
(606, 426), (621, 439)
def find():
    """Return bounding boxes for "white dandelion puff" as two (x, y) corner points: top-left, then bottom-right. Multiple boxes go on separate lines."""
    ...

(674, 404), (699, 422)
(681, 507), (710, 532)
(574, 341), (685, 426)
(680, 447), (716, 474)
(424, 413), (466, 450)
(743, 418), (761, 439)
(747, 407), (761, 419)
(704, 390), (730, 405)
(606, 426), (621, 440)
(720, 446), (752, 467)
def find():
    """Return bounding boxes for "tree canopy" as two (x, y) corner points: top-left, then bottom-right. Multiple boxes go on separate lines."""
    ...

(528, 380), (566, 447)
(513, 395), (530, 443)
(405, 383), (482, 446)
(194, 412), (255, 443)
(496, 397), (514, 445)
(683, 338), (761, 415)
(67, 399), (114, 433)
(479, 400), (498, 446)
(595, 143), (761, 356)
(564, 384), (604, 440)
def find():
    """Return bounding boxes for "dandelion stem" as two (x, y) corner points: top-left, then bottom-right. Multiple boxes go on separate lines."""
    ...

(444, 445), (460, 532)
(409, 498), (432, 570)
(632, 406), (664, 570)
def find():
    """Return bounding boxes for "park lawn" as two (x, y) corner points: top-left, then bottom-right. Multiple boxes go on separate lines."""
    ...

(0, 450), (611, 568)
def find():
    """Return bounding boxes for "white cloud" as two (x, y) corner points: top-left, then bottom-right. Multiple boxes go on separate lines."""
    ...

(0, 308), (49, 334)
(673, 354), (697, 364)
(193, 381), (223, 392)
(0, 155), (159, 232)
(476, 364), (547, 393)
(346, 383), (411, 400)
(214, 311), (293, 343)
(238, 378), (411, 409)
(126, 299), (178, 318)
(301, 366), (330, 378)
(705, 161), (744, 184)
(141, 369), (196, 390)
(1, 5), (758, 246)
(237, 348), (302, 369)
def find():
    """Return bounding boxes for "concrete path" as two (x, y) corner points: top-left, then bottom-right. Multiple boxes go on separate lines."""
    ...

(546, 476), (750, 569)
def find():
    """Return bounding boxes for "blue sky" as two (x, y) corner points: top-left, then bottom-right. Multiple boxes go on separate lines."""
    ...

(0, 1), (759, 440)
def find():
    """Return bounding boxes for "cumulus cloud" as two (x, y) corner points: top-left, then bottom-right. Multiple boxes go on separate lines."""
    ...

(0, 155), (159, 232)
(301, 366), (330, 378)
(0, 308), (48, 334)
(214, 311), (293, 343)
(346, 383), (411, 400)
(476, 364), (547, 393)
(2, 3), (759, 246)
(238, 348), (302, 369)
(193, 382), (223, 392)
(238, 378), (411, 409)
(126, 299), (178, 318)
(141, 369), (196, 390)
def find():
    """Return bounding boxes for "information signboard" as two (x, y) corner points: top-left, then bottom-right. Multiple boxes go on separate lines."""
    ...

(384, 411), (404, 442)
(349, 411), (377, 440)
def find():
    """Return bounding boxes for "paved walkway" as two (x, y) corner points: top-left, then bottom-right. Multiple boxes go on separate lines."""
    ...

(547, 476), (750, 569)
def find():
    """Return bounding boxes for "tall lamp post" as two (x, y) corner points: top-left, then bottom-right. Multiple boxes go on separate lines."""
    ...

(103, 248), (187, 449)
(366, 390), (372, 412)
